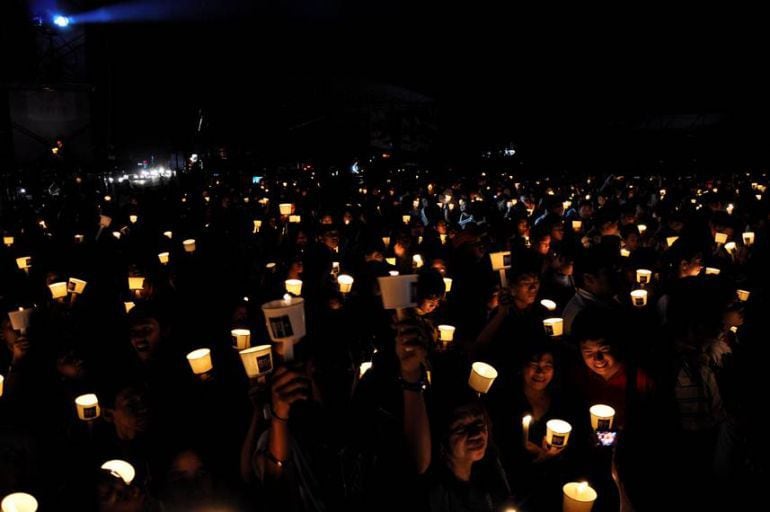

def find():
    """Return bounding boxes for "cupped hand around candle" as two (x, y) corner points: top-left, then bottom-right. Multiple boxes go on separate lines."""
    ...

(270, 366), (312, 420)
(527, 439), (565, 463)
(394, 320), (430, 382)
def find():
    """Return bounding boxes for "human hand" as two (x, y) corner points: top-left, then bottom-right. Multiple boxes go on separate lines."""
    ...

(394, 320), (430, 382)
(270, 365), (311, 420)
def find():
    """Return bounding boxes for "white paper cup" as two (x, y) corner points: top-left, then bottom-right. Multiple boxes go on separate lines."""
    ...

(75, 393), (100, 421)
(562, 482), (598, 512)
(443, 277), (453, 293)
(468, 362), (498, 394)
(635, 269), (652, 284)
(3, 236), (13, 247)
(389, 270), (399, 276)
(163, 230), (173, 239)
(253, 220), (262, 233)
(8, 308), (33, 332)
(378, 274), (419, 309)
(183, 239), (196, 252)
(412, 254), (424, 268)
(285, 279), (303, 296)
(158, 252), (170, 265)
(620, 248), (631, 258)
(630, 289), (648, 307)
(186, 348), (213, 375)
(546, 419), (572, 448)
(68, 278), (87, 294)
(438, 325), (456, 342)
(359, 361), (373, 378)
(279, 203), (293, 215)
(1, 492), (38, 512)
(124, 301), (135, 314)
(737, 289), (750, 302)
(74, 234), (85, 243)
(724, 241), (737, 255)
(129, 215), (138, 224)
(231, 329), (251, 350)
(101, 459), (136, 485)
(714, 232), (728, 245)
(386, 257), (396, 266)
(239, 345), (273, 378)
(99, 215), (112, 228)
(289, 215), (301, 223)
(637, 224), (647, 234)
(489, 251), (512, 271)
(540, 299), (557, 312)
(382, 236), (391, 247)
(16, 256), (31, 270)
(572, 220), (583, 232)
(742, 231), (755, 246)
(128, 277), (145, 291)
(705, 267), (721, 276)
(402, 214), (411, 224)
(440, 234), (448, 244)
(261, 297), (306, 342)
(112, 231), (122, 240)
(338, 274), (354, 294)
(543, 317), (564, 337)
(48, 282), (68, 299)
(589, 404), (616, 431)
(666, 236), (679, 247)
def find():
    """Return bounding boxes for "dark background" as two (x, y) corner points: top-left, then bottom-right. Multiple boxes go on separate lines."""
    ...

(3, 0), (770, 171)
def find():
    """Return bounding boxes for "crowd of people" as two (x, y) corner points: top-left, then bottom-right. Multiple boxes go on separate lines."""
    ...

(0, 169), (767, 511)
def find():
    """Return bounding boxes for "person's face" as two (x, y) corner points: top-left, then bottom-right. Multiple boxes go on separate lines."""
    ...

(129, 318), (162, 363)
(320, 215), (334, 225)
(601, 220), (620, 236)
(436, 221), (448, 235)
(110, 388), (150, 440)
(295, 231), (308, 247)
(512, 275), (540, 307)
(322, 232), (339, 250)
(431, 259), (447, 275)
(57, 350), (85, 380)
(394, 242), (407, 257)
(448, 412), (488, 464)
(523, 353), (555, 392)
(550, 223), (565, 242)
(580, 339), (620, 380)
(680, 255), (704, 277)
(419, 296), (440, 314)
(624, 232), (640, 251)
(536, 235), (551, 255)
(579, 204), (593, 219)
(517, 219), (530, 236)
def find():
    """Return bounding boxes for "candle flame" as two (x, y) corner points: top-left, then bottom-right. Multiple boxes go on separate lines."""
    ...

(578, 481), (588, 494)
(522, 414), (532, 426)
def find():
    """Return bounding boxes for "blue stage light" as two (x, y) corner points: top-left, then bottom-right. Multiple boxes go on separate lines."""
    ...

(53, 15), (71, 27)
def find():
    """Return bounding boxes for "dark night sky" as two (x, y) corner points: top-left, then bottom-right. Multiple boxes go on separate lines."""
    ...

(5, 0), (770, 168)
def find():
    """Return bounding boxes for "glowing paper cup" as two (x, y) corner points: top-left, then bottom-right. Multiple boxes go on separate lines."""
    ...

(1, 493), (38, 512)
(129, 215), (138, 224)
(124, 301), (135, 314)
(279, 203), (293, 215)
(338, 274), (354, 294)
(261, 297), (306, 342)
(637, 224), (647, 235)
(572, 220), (583, 232)
(183, 239), (196, 252)
(74, 234), (85, 243)
(386, 257), (396, 266)
(163, 231), (173, 239)
(101, 460), (136, 485)
(620, 248), (631, 258)
(540, 299), (557, 312)
(546, 419), (572, 449)
(0, 374), (4, 397)
(378, 274), (419, 309)
(440, 234), (448, 244)
(438, 325), (456, 343)
(489, 251), (512, 271)
(715, 232), (728, 245)
(68, 278), (87, 294)
(253, 220), (262, 233)
(157, 252), (170, 265)
(666, 236), (679, 247)
(562, 482), (598, 512)
(402, 215), (411, 224)
(75, 393), (100, 421)
(359, 361), (373, 378)
(589, 404), (616, 431)
(128, 277), (145, 291)
(743, 232), (755, 246)
(737, 289), (750, 302)
(239, 345), (273, 378)
(289, 215), (301, 223)
(186, 348), (213, 375)
(443, 277), (453, 293)
(468, 362), (498, 394)
(285, 279), (303, 296)
(48, 282), (68, 300)
(231, 329), (251, 350)
(16, 256), (31, 271)
(630, 289), (648, 307)
(382, 236), (391, 247)
(705, 267), (721, 276)
(8, 308), (32, 332)
(543, 317), (564, 337)
(635, 269), (652, 284)
(412, 254), (424, 268)
(3, 236), (13, 247)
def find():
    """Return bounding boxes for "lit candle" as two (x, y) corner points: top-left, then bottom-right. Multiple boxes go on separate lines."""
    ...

(48, 282), (68, 300)
(1, 492), (38, 512)
(101, 460), (136, 485)
(285, 279), (303, 296)
(3, 236), (13, 247)
(359, 361), (373, 378)
(129, 215), (138, 224)
(545, 419), (572, 449)
(163, 230), (173, 239)
(543, 317), (564, 337)
(743, 231), (755, 246)
(253, 220), (262, 233)
(279, 203), (293, 215)
(635, 269), (652, 284)
(231, 329), (251, 350)
(666, 236), (679, 247)
(468, 362), (498, 394)
(705, 267), (721, 276)
(736, 289), (750, 302)
(630, 289), (648, 307)
(522, 414), (532, 447)
(540, 299), (557, 312)
(443, 277), (453, 293)
(714, 232), (728, 245)
(637, 224), (647, 235)
(562, 482), (597, 512)
(183, 239), (196, 252)
(438, 325), (455, 343)
(75, 393), (100, 421)
(239, 345), (273, 378)
(572, 220), (582, 232)
(338, 274), (354, 294)
(589, 404), (616, 431)
(158, 252), (170, 265)
(186, 348), (213, 375)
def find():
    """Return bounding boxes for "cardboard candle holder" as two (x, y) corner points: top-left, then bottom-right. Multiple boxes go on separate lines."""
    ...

(68, 278), (87, 295)
(183, 239), (196, 253)
(285, 279), (303, 296)
(3, 236), (13, 247)
(158, 252), (170, 265)
(635, 269), (652, 284)
(8, 308), (33, 333)
(359, 361), (373, 378)
(101, 460), (136, 485)
(253, 220), (262, 233)
(443, 277), (453, 293)
(129, 215), (138, 224)
(438, 325), (455, 343)
(630, 289), (648, 307)
(16, 256), (31, 272)
(377, 275), (419, 309)
(382, 236), (391, 247)
(338, 274), (354, 294)
(737, 289), (750, 302)
(239, 345), (274, 378)
(186, 348), (213, 375)
(163, 231), (173, 239)
(279, 203), (293, 215)
(546, 419), (572, 449)
(489, 251), (512, 271)
(572, 220), (583, 232)
(540, 299), (557, 312)
(48, 282), (68, 300)
(589, 404), (616, 432)
(742, 231), (755, 246)
(666, 236), (679, 247)
(714, 232), (728, 245)
(231, 329), (251, 350)
(1, 492), (38, 512)
(543, 317), (564, 337)
(705, 267), (721, 276)
(75, 393), (100, 421)
(468, 362), (498, 394)
(563, 482), (597, 512)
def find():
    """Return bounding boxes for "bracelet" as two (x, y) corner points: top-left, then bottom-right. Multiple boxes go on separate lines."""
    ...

(270, 406), (289, 422)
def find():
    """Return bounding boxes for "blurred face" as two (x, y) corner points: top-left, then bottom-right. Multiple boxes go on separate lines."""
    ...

(511, 275), (540, 307)
(322, 231), (340, 250)
(679, 255), (703, 277)
(624, 232), (640, 251)
(536, 235), (551, 255)
(110, 388), (150, 440)
(419, 296), (440, 315)
(523, 353), (555, 391)
(579, 204), (593, 219)
(129, 318), (162, 363)
(447, 411), (488, 464)
(580, 339), (620, 380)
(550, 223), (565, 242)
(436, 221), (448, 235)
(517, 219), (530, 236)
